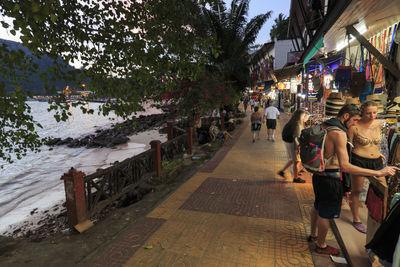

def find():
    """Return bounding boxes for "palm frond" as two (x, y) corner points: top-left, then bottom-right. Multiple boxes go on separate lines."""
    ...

(241, 12), (272, 50)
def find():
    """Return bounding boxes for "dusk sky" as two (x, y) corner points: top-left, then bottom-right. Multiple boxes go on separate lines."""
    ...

(224, 0), (291, 45)
(0, 0), (291, 45)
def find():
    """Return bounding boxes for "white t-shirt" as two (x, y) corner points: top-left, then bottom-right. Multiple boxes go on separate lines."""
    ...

(264, 106), (280, 119)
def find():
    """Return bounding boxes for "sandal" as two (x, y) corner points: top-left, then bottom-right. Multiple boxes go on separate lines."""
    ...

(315, 245), (340, 255)
(293, 178), (306, 183)
(352, 222), (367, 234)
(307, 235), (317, 242)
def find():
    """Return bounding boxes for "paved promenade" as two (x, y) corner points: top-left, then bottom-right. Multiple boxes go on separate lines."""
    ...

(87, 111), (345, 267)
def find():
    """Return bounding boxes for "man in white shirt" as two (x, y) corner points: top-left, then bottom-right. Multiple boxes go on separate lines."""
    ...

(263, 100), (280, 141)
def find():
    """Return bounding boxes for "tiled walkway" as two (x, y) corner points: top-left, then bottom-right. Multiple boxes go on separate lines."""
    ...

(87, 111), (345, 267)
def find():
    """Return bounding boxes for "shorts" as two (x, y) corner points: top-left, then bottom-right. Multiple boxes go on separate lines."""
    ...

(351, 153), (383, 170)
(312, 171), (343, 219)
(216, 132), (225, 139)
(251, 122), (261, 132)
(266, 119), (277, 129)
(284, 142), (300, 162)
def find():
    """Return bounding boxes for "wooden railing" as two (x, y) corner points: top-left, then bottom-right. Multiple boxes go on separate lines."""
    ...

(161, 133), (190, 162)
(83, 149), (155, 216)
(61, 127), (193, 229)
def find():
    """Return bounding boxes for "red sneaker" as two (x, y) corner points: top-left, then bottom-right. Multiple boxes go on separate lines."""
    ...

(315, 245), (340, 255)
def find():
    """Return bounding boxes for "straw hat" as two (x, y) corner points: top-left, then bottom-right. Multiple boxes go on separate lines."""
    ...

(326, 103), (343, 110)
(326, 98), (345, 106)
(345, 97), (361, 106)
(328, 92), (343, 99)
(385, 96), (400, 113)
(366, 94), (380, 101)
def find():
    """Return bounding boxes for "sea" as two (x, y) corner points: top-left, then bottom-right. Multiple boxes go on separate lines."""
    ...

(0, 101), (166, 233)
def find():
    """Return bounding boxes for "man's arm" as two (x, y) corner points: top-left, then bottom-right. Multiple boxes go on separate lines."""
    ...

(333, 131), (398, 176)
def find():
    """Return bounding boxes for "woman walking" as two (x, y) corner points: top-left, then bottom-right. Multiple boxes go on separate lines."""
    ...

(278, 109), (309, 183)
(348, 101), (385, 234)
(251, 106), (262, 142)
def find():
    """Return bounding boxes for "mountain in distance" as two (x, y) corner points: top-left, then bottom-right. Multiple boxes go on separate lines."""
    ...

(0, 38), (77, 95)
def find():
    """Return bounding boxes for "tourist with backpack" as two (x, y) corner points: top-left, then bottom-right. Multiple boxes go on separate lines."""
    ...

(250, 106), (262, 143)
(277, 109), (309, 183)
(300, 104), (398, 256)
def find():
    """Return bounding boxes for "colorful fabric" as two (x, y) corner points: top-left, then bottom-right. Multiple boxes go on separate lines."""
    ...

(366, 184), (384, 223)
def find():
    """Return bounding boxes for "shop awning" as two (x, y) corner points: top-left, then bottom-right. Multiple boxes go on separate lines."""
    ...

(323, 0), (400, 53)
(303, 37), (324, 68)
(272, 64), (302, 81)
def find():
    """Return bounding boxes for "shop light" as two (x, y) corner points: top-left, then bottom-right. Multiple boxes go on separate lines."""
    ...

(336, 26), (367, 51)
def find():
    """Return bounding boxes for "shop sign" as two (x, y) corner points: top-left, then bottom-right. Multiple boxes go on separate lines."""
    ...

(277, 82), (289, 90)
(290, 78), (297, 94)
(307, 92), (318, 102)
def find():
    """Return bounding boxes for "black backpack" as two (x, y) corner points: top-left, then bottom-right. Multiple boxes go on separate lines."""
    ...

(281, 123), (295, 143)
(299, 124), (343, 173)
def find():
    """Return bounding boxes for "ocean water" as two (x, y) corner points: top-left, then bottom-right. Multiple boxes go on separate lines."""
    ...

(0, 101), (166, 233)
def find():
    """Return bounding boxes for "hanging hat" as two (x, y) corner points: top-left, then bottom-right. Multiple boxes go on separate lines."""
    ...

(385, 96), (400, 113)
(327, 92), (343, 99)
(326, 98), (345, 106)
(345, 97), (361, 106)
(366, 94), (380, 102)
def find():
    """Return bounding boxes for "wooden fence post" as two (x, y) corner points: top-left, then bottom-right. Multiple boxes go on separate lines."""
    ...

(167, 120), (173, 140)
(150, 140), (162, 177)
(186, 127), (193, 155)
(61, 168), (87, 228)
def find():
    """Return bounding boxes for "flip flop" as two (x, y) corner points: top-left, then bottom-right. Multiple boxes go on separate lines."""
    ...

(352, 222), (367, 234)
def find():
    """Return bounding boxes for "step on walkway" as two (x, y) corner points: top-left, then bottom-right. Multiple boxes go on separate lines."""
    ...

(87, 111), (347, 267)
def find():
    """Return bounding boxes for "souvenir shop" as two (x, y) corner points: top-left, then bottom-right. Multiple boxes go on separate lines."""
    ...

(301, 20), (400, 264)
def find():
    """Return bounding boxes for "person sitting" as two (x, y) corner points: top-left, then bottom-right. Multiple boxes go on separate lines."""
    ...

(209, 120), (233, 145)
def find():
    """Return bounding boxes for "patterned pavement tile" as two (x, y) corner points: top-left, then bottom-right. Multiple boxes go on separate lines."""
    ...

(179, 178), (303, 222)
(88, 217), (165, 267)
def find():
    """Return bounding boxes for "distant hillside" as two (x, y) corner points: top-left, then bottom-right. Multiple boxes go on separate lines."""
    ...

(0, 39), (76, 95)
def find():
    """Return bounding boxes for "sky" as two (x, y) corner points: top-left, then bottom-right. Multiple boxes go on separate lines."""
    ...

(224, 0), (292, 45)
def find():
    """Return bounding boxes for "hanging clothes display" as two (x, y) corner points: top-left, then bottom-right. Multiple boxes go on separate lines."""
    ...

(334, 66), (352, 92)
(365, 200), (400, 263)
(350, 71), (366, 97)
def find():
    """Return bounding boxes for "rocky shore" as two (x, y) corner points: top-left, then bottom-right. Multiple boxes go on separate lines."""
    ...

(45, 113), (176, 148)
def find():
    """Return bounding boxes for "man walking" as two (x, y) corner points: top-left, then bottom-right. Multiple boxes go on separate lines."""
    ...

(309, 104), (399, 255)
(263, 100), (280, 141)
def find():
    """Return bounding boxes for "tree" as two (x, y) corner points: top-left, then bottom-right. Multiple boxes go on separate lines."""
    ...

(269, 13), (289, 41)
(0, 0), (220, 165)
(204, 0), (271, 93)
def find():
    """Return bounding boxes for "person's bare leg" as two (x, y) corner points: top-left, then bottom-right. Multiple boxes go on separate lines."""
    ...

(293, 161), (301, 179)
(316, 216), (330, 248)
(350, 175), (365, 223)
(279, 160), (293, 173)
(224, 131), (233, 139)
(252, 132), (256, 142)
(310, 206), (319, 238)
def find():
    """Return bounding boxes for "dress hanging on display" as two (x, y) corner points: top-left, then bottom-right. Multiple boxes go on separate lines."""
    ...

(365, 200), (400, 263)
(334, 66), (352, 92)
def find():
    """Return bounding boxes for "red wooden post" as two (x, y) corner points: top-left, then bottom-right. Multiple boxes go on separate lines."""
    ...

(61, 168), (87, 228)
(150, 140), (162, 177)
(186, 127), (193, 155)
(167, 120), (173, 140)
(220, 113), (225, 131)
